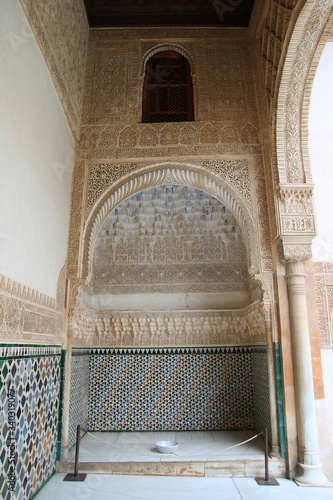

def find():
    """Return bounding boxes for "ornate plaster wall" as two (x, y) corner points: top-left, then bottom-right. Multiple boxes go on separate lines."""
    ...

(63, 26), (276, 350)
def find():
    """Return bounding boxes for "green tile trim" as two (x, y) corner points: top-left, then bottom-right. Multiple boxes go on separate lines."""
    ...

(56, 349), (66, 460)
(275, 342), (286, 458)
(29, 470), (56, 500)
(0, 344), (62, 347)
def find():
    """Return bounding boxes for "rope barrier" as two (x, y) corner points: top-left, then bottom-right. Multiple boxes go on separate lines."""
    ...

(80, 429), (263, 460)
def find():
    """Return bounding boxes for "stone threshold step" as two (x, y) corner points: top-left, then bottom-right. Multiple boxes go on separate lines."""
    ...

(57, 457), (286, 478)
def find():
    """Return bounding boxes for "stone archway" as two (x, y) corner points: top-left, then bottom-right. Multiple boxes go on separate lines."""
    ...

(276, 0), (333, 185)
(80, 162), (260, 281)
(71, 170), (272, 437)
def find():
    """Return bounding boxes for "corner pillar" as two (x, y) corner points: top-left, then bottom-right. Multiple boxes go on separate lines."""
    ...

(60, 333), (72, 462)
(285, 260), (328, 486)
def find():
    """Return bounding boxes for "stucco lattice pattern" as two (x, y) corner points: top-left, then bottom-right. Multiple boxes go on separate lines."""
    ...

(314, 262), (333, 349)
(68, 355), (89, 448)
(88, 351), (254, 431)
(0, 355), (60, 500)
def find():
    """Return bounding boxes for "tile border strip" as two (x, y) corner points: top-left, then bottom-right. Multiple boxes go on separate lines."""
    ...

(0, 344), (62, 358)
(88, 346), (261, 355)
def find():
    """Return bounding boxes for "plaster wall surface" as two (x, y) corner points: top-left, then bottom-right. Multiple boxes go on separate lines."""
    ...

(309, 42), (333, 262)
(0, 0), (74, 298)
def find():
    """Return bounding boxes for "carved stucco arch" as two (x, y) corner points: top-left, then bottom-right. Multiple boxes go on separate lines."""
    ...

(141, 43), (195, 76)
(276, 0), (333, 184)
(80, 162), (260, 280)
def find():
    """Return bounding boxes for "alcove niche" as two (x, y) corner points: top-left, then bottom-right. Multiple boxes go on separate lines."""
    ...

(78, 183), (264, 348)
(71, 184), (269, 435)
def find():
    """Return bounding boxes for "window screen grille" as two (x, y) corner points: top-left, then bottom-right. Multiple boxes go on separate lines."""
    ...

(142, 51), (194, 123)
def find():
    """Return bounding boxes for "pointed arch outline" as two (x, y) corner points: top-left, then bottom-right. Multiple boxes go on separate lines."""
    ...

(141, 43), (195, 77)
(276, 0), (333, 184)
(80, 162), (260, 280)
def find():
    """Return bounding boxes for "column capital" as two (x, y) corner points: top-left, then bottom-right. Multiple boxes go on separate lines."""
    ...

(277, 239), (312, 265)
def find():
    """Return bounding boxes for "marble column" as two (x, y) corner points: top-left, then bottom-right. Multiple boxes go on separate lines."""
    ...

(286, 261), (328, 486)
(264, 303), (280, 456)
(60, 333), (72, 462)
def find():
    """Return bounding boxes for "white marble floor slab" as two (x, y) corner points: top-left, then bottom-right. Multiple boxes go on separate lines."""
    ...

(35, 474), (333, 500)
(69, 430), (265, 463)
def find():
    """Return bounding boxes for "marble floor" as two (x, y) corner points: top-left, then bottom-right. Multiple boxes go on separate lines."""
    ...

(67, 430), (265, 463)
(35, 474), (333, 500)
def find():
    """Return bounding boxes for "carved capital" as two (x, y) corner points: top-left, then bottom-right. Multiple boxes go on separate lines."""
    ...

(279, 185), (314, 215)
(278, 240), (312, 264)
(278, 185), (316, 236)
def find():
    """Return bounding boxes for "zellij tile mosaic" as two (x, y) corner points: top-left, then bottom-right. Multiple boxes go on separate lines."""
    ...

(68, 355), (89, 448)
(0, 356), (60, 500)
(88, 352), (254, 431)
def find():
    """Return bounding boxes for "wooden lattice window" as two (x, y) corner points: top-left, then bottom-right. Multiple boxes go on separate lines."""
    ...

(142, 51), (194, 123)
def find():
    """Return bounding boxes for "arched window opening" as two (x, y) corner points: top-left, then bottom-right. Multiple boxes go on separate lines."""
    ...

(142, 51), (194, 123)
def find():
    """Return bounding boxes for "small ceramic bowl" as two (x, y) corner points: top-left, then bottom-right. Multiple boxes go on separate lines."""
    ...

(155, 440), (179, 454)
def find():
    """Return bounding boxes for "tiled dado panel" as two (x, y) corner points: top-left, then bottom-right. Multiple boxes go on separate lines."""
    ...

(252, 347), (271, 440)
(88, 347), (254, 431)
(68, 352), (89, 448)
(0, 347), (61, 500)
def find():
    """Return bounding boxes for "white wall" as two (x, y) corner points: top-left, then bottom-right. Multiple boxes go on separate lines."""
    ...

(0, 0), (74, 298)
(309, 42), (333, 261)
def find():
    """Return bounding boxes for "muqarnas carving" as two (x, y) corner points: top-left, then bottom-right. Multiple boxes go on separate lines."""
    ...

(90, 185), (248, 295)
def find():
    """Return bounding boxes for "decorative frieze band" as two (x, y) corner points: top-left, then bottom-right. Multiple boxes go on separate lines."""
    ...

(0, 275), (61, 344)
(79, 122), (260, 154)
(0, 345), (62, 358)
(69, 301), (266, 348)
(89, 346), (254, 355)
(281, 215), (315, 233)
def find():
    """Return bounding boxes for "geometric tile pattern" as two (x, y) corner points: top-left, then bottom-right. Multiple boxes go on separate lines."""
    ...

(252, 348), (271, 442)
(68, 354), (89, 448)
(88, 352), (254, 431)
(0, 355), (60, 500)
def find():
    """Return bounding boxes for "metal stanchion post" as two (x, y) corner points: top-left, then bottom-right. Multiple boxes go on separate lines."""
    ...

(64, 424), (87, 482)
(255, 428), (279, 486)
